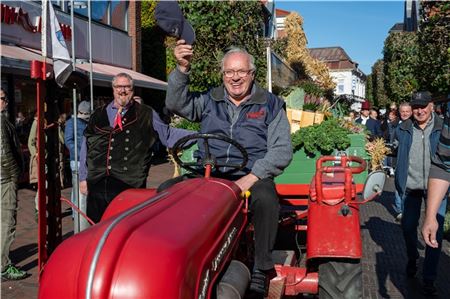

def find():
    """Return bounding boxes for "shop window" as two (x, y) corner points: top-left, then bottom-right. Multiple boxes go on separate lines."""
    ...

(111, 0), (127, 31)
(92, 1), (109, 25)
(51, 0), (61, 7)
(70, 1), (88, 17)
(337, 79), (345, 93)
(49, 1), (127, 31)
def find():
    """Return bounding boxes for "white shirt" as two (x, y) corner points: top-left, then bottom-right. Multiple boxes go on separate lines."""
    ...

(360, 116), (369, 125)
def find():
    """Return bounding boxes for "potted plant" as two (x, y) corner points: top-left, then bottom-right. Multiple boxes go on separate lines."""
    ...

(276, 118), (369, 185)
(291, 119), (352, 155)
(300, 94), (319, 127)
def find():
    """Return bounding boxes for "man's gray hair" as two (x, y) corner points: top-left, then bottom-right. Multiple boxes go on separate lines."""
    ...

(399, 102), (411, 109)
(112, 73), (134, 89)
(221, 47), (256, 72)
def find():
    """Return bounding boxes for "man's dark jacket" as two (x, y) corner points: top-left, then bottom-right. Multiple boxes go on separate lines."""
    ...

(355, 117), (382, 137)
(394, 115), (443, 199)
(198, 85), (285, 176)
(84, 103), (156, 188)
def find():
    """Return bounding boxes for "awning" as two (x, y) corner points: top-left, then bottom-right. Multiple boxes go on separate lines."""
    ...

(76, 63), (167, 91)
(1, 44), (167, 91)
(1, 43), (52, 70)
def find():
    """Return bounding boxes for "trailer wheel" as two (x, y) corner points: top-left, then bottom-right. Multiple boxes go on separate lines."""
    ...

(318, 259), (362, 299)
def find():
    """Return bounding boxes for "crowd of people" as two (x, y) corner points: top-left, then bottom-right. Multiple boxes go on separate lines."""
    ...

(346, 92), (449, 296)
(1, 50), (448, 298)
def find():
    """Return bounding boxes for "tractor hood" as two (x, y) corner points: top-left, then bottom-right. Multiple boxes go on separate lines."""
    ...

(39, 178), (246, 299)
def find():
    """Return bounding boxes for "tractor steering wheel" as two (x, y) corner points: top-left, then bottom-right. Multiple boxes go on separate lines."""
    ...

(171, 133), (248, 177)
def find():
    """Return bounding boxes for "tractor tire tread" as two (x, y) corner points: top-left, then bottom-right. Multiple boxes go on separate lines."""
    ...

(318, 259), (362, 299)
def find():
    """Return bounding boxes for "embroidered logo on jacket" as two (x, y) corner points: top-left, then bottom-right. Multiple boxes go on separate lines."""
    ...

(247, 108), (265, 119)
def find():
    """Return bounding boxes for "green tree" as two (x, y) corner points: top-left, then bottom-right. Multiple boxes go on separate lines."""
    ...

(272, 37), (288, 60)
(372, 59), (388, 106)
(383, 32), (419, 102)
(164, 1), (267, 92)
(366, 74), (373, 103)
(141, 0), (166, 81)
(417, 1), (450, 94)
(141, 0), (167, 110)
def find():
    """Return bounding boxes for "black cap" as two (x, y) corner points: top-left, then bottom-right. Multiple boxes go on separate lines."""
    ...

(155, 1), (195, 45)
(410, 91), (432, 106)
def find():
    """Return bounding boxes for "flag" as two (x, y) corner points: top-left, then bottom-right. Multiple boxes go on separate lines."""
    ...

(48, 1), (72, 87)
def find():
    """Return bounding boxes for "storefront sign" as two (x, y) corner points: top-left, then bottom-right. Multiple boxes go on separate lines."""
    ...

(1, 4), (71, 40)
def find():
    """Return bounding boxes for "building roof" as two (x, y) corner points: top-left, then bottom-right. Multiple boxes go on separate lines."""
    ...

(389, 22), (404, 33)
(276, 8), (290, 17)
(308, 47), (358, 70)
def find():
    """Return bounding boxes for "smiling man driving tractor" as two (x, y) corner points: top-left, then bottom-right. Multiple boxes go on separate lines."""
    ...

(166, 40), (292, 297)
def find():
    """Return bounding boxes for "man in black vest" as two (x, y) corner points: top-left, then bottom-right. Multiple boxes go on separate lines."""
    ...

(166, 40), (292, 297)
(80, 73), (192, 223)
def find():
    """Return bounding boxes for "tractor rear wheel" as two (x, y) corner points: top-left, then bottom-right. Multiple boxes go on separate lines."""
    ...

(318, 259), (362, 299)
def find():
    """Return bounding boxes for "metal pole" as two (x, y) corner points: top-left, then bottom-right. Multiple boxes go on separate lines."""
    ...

(37, 0), (49, 275)
(88, 0), (94, 110)
(266, 43), (272, 93)
(70, 0), (80, 233)
(78, 0), (94, 231)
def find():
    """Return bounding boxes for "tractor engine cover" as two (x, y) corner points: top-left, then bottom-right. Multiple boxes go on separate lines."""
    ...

(38, 178), (246, 299)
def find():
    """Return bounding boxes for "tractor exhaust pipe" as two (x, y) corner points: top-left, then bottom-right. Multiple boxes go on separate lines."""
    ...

(216, 260), (251, 299)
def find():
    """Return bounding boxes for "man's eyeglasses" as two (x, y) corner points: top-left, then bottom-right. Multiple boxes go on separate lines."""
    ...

(113, 85), (132, 91)
(223, 69), (253, 78)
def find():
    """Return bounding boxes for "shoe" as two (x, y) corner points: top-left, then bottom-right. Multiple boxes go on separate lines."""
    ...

(406, 259), (417, 278)
(248, 268), (276, 298)
(422, 280), (437, 296)
(1, 264), (29, 281)
(395, 213), (402, 222)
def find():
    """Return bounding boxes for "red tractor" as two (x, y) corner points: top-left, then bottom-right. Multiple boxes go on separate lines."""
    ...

(39, 134), (385, 298)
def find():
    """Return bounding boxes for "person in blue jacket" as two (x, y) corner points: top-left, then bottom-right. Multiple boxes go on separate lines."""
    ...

(393, 91), (445, 296)
(355, 100), (382, 137)
(64, 100), (90, 226)
(166, 40), (293, 297)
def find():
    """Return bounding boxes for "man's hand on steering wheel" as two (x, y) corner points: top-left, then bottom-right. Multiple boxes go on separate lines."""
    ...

(171, 133), (248, 177)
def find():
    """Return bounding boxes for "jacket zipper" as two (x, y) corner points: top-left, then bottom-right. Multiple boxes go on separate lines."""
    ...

(224, 104), (246, 172)
(422, 130), (426, 190)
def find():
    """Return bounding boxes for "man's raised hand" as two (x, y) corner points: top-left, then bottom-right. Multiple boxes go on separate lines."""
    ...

(174, 39), (193, 73)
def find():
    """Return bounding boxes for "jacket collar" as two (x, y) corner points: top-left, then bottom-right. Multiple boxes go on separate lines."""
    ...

(399, 113), (443, 133)
(210, 83), (268, 105)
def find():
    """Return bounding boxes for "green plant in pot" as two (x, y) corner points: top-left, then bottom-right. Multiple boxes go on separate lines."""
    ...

(302, 94), (321, 112)
(291, 118), (352, 155)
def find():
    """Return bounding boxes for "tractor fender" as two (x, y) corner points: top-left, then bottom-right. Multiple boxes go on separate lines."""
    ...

(306, 201), (362, 260)
(39, 178), (247, 299)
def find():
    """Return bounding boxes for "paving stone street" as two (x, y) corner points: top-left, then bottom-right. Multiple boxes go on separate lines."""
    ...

(1, 161), (449, 298)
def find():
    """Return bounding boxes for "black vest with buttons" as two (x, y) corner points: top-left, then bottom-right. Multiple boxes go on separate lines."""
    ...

(85, 102), (156, 187)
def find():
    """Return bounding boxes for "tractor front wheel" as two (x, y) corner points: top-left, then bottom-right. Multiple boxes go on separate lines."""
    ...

(318, 259), (362, 299)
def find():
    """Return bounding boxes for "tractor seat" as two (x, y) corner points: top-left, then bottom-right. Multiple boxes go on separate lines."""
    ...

(309, 172), (356, 205)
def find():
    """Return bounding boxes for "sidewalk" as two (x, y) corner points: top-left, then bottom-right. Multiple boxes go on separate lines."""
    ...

(360, 178), (450, 299)
(2, 163), (449, 298)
